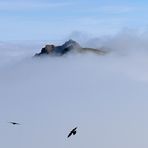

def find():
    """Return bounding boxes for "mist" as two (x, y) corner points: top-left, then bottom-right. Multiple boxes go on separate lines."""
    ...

(1, 30), (148, 148)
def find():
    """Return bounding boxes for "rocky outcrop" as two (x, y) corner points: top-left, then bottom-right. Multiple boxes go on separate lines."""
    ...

(35, 39), (106, 56)
(35, 44), (55, 56)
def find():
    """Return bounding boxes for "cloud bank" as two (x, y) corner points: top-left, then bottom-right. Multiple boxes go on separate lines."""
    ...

(1, 30), (148, 148)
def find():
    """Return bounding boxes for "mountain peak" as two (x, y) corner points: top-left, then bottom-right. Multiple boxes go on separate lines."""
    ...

(35, 39), (106, 56)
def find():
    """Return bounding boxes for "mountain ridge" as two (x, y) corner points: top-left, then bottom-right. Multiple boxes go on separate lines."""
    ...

(35, 39), (106, 56)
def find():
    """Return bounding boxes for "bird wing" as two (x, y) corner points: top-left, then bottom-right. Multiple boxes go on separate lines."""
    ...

(15, 123), (20, 125)
(67, 131), (73, 138)
(72, 127), (77, 132)
(8, 122), (20, 125)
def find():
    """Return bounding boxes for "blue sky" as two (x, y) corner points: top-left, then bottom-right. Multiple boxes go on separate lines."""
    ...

(0, 0), (148, 40)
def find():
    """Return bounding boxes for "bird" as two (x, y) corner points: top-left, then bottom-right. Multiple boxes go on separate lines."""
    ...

(67, 127), (77, 138)
(8, 122), (21, 125)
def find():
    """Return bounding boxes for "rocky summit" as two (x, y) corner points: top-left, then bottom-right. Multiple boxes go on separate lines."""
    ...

(35, 39), (106, 56)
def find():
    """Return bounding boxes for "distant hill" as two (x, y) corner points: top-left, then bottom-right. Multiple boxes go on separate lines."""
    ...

(35, 39), (107, 56)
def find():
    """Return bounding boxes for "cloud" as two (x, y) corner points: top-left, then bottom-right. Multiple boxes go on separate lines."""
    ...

(1, 29), (148, 147)
(1, 43), (148, 148)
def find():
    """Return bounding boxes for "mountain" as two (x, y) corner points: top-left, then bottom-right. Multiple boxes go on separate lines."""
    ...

(35, 39), (106, 56)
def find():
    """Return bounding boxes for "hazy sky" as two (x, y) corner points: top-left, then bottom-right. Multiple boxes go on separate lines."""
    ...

(1, 0), (148, 40)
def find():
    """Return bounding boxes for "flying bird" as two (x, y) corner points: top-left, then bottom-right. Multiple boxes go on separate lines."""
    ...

(67, 127), (77, 138)
(8, 122), (21, 125)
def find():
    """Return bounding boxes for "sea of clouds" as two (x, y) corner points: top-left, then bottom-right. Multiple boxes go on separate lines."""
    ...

(1, 30), (148, 148)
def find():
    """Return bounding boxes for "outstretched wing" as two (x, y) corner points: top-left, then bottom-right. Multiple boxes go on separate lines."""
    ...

(8, 122), (21, 125)
(72, 127), (77, 132)
(67, 131), (73, 138)
(15, 123), (20, 125)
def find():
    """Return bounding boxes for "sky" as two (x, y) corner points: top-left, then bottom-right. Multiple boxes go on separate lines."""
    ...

(0, 0), (148, 40)
(1, 1), (148, 148)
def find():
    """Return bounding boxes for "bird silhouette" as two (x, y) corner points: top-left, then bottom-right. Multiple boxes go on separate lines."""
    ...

(8, 122), (21, 125)
(67, 127), (77, 138)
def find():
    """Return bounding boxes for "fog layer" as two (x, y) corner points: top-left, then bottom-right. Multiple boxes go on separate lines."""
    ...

(1, 31), (148, 148)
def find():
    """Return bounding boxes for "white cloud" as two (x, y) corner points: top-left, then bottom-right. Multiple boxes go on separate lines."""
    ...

(1, 30), (148, 147)
(1, 41), (148, 148)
